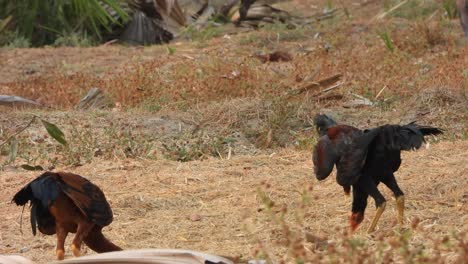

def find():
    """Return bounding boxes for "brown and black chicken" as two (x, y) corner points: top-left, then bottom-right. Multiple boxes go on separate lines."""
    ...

(312, 114), (443, 233)
(12, 172), (121, 260)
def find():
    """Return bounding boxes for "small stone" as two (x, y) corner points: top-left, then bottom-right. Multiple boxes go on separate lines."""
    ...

(189, 214), (202, 221)
(20, 246), (30, 253)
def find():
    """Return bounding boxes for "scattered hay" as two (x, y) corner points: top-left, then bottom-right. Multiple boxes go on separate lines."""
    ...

(1, 141), (466, 263)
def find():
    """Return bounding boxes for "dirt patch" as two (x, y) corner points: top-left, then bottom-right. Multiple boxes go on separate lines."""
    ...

(1, 14), (466, 109)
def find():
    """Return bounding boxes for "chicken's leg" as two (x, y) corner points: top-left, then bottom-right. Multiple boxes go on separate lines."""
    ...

(71, 222), (94, 257)
(367, 202), (386, 233)
(396, 195), (405, 225)
(359, 175), (387, 233)
(56, 225), (68, 260)
(350, 186), (368, 231)
(381, 174), (405, 226)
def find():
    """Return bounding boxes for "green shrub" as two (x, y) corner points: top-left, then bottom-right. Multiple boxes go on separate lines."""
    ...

(0, 0), (129, 46)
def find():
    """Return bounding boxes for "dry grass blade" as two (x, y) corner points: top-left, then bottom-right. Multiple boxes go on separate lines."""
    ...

(372, 0), (409, 21)
(374, 85), (387, 100)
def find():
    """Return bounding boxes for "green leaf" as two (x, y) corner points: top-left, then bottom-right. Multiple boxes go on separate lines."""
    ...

(0, 15), (12, 33)
(41, 119), (67, 145)
(8, 136), (18, 163)
(20, 164), (44, 171)
(0, 0), (129, 46)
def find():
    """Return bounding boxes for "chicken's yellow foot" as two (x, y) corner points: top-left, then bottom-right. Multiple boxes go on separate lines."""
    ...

(56, 249), (65, 260)
(71, 243), (81, 257)
(367, 202), (386, 233)
(396, 195), (405, 225)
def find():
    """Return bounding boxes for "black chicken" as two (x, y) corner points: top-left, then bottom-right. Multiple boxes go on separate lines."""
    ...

(312, 114), (443, 233)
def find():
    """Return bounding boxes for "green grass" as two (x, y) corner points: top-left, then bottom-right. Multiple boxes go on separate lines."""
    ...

(387, 0), (439, 20)
(378, 30), (395, 52)
(5, 35), (31, 48)
(442, 0), (458, 19)
(0, 0), (129, 46)
(138, 96), (170, 113)
(180, 22), (224, 44)
(53, 32), (95, 47)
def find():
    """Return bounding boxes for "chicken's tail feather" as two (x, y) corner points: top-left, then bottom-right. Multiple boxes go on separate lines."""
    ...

(84, 226), (122, 253)
(12, 185), (33, 206)
(379, 123), (443, 151)
(12, 185), (38, 235)
(415, 125), (444, 137)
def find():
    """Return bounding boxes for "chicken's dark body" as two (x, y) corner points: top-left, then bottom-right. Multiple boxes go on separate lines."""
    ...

(312, 115), (442, 232)
(350, 132), (404, 221)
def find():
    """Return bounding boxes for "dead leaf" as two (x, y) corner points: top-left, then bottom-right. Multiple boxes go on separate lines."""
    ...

(255, 51), (292, 63)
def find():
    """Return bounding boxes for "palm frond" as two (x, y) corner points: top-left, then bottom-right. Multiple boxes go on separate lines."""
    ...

(0, 0), (130, 46)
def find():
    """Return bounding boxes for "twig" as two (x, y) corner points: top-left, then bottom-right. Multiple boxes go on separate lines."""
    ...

(426, 10), (439, 22)
(0, 116), (36, 148)
(375, 85), (387, 100)
(313, 82), (344, 96)
(371, 0), (408, 21)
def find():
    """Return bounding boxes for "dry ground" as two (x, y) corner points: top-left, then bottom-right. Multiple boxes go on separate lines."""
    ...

(0, 0), (467, 263)
(0, 141), (467, 263)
